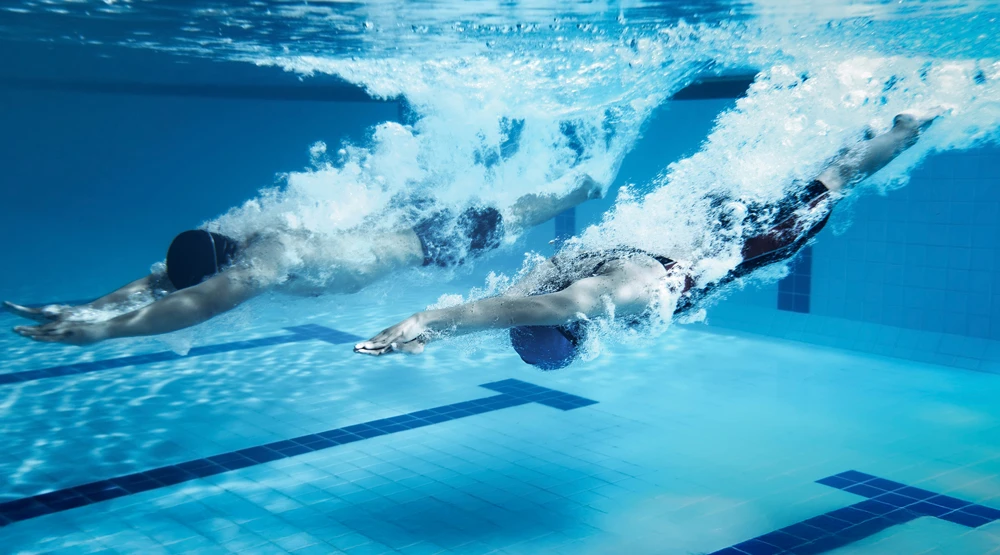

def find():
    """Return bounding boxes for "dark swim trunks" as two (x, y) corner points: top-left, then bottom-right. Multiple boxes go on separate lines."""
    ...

(412, 206), (505, 267)
(672, 179), (834, 313)
(733, 179), (832, 277)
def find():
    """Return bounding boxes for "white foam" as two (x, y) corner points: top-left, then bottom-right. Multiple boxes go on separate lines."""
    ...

(71, 2), (1000, 349)
(572, 31), (1000, 350)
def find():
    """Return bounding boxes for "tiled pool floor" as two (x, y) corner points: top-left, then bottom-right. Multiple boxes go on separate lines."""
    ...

(2, 292), (1000, 554)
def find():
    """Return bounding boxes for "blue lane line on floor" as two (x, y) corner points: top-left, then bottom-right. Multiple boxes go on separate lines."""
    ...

(0, 324), (362, 386)
(0, 379), (597, 528)
(712, 469), (1000, 555)
(553, 207), (576, 250)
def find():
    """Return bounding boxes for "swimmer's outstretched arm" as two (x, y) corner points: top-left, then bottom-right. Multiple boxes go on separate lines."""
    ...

(13, 270), (261, 346)
(355, 260), (664, 356)
(817, 111), (940, 192)
(4, 273), (176, 323)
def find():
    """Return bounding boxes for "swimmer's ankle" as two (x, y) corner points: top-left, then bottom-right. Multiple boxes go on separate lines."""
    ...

(894, 107), (945, 134)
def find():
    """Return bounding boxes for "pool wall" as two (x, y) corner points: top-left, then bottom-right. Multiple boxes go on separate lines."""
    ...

(709, 147), (1000, 372)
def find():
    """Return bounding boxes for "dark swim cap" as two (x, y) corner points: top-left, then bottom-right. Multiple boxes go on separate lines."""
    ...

(166, 230), (239, 290)
(510, 323), (584, 370)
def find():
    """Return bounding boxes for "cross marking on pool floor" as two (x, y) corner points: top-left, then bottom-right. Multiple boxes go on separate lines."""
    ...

(0, 379), (597, 527)
(712, 470), (1000, 555)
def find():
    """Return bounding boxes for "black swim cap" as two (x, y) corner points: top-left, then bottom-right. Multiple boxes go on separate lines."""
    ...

(166, 230), (239, 290)
(510, 323), (584, 370)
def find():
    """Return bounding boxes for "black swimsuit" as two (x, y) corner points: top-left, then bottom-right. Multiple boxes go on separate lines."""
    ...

(544, 180), (834, 316)
(412, 206), (505, 267)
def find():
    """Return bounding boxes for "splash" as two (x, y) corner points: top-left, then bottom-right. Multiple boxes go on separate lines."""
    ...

(200, 4), (1000, 354)
(10, 0), (999, 332)
(201, 21), (757, 288)
(569, 20), (1000, 348)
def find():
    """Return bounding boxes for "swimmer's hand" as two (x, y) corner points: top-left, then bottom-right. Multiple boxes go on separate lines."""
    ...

(13, 320), (106, 346)
(354, 313), (430, 356)
(3, 301), (73, 323)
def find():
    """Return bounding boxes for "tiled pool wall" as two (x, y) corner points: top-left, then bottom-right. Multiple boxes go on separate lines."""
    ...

(709, 147), (1000, 373)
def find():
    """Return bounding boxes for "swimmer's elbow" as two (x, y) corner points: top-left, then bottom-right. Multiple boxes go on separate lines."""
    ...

(186, 281), (258, 318)
(539, 290), (602, 322)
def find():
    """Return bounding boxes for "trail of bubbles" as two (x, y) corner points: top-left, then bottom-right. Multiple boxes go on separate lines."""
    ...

(207, 22), (762, 288)
(30, 1), (995, 337)
(567, 38), (1000, 351)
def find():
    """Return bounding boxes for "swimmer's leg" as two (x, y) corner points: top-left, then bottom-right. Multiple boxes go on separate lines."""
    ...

(816, 109), (941, 192)
(402, 173), (604, 268)
(504, 173), (604, 233)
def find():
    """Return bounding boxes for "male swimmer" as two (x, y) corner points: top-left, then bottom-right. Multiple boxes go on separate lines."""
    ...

(355, 111), (939, 368)
(7, 175), (603, 346)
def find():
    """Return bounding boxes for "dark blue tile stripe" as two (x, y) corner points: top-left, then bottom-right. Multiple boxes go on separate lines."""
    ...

(283, 324), (365, 345)
(0, 325), (364, 386)
(481, 378), (598, 410)
(553, 207), (576, 250)
(711, 470), (999, 555)
(0, 379), (597, 527)
(777, 245), (812, 314)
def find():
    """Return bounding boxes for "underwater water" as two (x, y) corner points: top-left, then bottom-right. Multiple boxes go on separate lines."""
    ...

(2, 0), (1000, 553)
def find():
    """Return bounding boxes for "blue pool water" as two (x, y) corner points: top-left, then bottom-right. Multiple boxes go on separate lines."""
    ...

(3, 1), (1000, 554)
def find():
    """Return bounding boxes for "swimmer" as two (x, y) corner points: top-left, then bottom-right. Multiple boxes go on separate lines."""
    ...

(355, 111), (939, 368)
(7, 174), (604, 346)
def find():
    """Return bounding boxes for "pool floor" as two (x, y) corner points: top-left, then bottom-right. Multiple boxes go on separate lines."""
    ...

(2, 292), (1000, 554)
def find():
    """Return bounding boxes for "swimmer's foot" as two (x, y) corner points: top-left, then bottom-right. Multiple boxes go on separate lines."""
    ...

(894, 107), (948, 133)
(579, 174), (606, 200)
(3, 301), (72, 323)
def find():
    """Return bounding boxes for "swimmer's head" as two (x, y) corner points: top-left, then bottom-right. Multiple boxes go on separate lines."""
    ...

(166, 230), (240, 290)
(509, 323), (585, 370)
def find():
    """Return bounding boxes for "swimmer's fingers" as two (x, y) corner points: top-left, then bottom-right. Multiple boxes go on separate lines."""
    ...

(355, 314), (428, 355)
(14, 324), (71, 343)
(354, 338), (426, 356)
(355, 332), (428, 357)
(4, 301), (59, 323)
(13, 322), (99, 345)
(354, 331), (402, 354)
(354, 331), (403, 355)
(354, 344), (392, 356)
